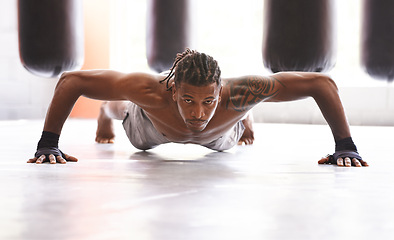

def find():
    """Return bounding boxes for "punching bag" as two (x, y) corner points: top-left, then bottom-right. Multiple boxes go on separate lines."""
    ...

(262, 0), (335, 73)
(146, 0), (190, 73)
(18, 0), (84, 78)
(361, 0), (394, 81)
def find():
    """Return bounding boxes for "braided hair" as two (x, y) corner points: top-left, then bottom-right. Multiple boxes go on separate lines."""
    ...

(160, 49), (221, 90)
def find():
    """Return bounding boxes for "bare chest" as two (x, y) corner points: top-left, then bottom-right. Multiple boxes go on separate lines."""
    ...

(143, 107), (243, 145)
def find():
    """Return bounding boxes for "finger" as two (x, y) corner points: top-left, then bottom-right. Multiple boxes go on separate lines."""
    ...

(344, 157), (352, 167)
(318, 156), (329, 164)
(48, 154), (56, 164)
(36, 155), (46, 164)
(352, 158), (362, 167)
(27, 157), (37, 163)
(337, 157), (344, 167)
(56, 155), (67, 164)
(359, 159), (369, 167)
(63, 153), (78, 162)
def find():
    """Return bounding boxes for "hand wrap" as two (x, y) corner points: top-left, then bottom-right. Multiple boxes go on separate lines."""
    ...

(327, 137), (362, 164)
(35, 131), (65, 158)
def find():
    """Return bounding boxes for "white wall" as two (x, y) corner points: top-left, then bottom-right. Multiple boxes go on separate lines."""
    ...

(0, 0), (57, 120)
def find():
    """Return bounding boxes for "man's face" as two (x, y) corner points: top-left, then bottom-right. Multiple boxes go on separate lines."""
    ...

(172, 82), (222, 132)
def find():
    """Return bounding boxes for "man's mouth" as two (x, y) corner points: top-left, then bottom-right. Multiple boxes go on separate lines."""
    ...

(186, 120), (207, 128)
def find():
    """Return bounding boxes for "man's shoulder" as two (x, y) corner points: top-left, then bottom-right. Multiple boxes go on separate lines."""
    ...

(124, 72), (164, 82)
(122, 72), (170, 93)
(117, 72), (171, 108)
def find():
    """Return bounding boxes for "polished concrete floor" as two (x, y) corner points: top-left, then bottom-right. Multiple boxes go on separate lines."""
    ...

(1, 119), (393, 240)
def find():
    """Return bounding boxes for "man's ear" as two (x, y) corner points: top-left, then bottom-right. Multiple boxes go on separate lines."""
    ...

(171, 82), (177, 101)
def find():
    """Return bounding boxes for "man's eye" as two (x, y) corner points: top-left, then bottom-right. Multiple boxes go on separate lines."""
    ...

(184, 99), (192, 103)
(205, 100), (213, 104)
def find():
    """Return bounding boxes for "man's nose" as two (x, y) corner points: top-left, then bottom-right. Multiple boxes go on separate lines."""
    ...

(191, 105), (205, 119)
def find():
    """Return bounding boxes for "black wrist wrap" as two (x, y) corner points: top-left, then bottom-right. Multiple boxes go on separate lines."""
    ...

(332, 137), (362, 161)
(335, 137), (357, 152)
(37, 131), (60, 149)
(35, 131), (65, 159)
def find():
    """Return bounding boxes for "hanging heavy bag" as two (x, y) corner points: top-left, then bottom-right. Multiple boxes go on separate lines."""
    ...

(262, 0), (335, 73)
(18, 0), (84, 78)
(361, 0), (394, 81)
(146, 0), (190, 73)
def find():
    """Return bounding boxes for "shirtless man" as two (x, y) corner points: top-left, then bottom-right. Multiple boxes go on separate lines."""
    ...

(28, 49), (367, 167)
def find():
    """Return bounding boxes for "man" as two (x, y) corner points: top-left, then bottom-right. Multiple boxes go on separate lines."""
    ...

(28, 49), (367, 167)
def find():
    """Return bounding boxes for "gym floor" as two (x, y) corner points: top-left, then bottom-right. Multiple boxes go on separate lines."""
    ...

(1, 119), (393, 240)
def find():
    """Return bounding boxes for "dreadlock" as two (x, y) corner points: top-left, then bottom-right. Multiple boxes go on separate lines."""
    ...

(160, 49), (221, 90)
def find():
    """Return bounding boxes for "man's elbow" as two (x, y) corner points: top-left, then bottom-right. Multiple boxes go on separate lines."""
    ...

(55, 71), (82, 94)
(315, 74), (338, 92)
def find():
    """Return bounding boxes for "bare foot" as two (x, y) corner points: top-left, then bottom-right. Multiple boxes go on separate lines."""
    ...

(95, 106), (115, 144)
(238, 112), (254, 145)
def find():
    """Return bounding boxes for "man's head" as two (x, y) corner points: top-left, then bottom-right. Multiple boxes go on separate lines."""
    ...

(173, 49), (221, 88)
(161, 48), (221, 89)
(162, 49), (222, 132)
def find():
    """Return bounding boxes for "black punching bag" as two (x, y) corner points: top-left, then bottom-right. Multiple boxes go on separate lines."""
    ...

(361, 0), (394, 81)
(262, 0), (335, 73)
(18, 0), (84, 78)
(146, 0), (190, 73)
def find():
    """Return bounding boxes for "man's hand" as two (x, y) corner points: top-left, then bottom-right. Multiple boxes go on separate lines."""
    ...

(318, 137), (368, 167)
(27, 147), (78, 164)
(30, 131), (78, 164)
(318, 153), (368, 167)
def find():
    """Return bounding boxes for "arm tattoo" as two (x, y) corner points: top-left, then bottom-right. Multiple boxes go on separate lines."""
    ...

(226, 76), (283, 112)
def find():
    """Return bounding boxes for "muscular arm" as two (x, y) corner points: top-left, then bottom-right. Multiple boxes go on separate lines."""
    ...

(28, 70), (163, 164)
(225, 72), (366, 166)
(225, 72), (367, 166)
(43, 70), (160, 135)
(268, 72), (351, 141)
(225, 72), (350, 141)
